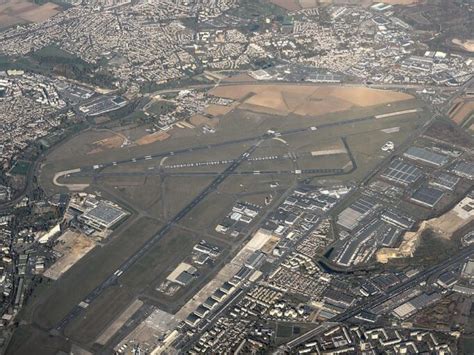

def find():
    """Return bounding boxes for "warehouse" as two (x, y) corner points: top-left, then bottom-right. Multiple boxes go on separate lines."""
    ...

(337, 197), (379, 231)
(381, 210), (415, 230)
(410, 186), (445, 208)
(431, 172), (460, 191)
(452, 161), (474, 179)
(185, 313), (202, 327)
(381, 159), (423, 186)
(403, 146), (449, 167)
(461, 260), (474, 279)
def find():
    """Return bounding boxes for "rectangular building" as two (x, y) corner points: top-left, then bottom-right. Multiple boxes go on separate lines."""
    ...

(410, 186), (444, 208)
(403, 146), (449, 167)
(381, 159), (423, 186)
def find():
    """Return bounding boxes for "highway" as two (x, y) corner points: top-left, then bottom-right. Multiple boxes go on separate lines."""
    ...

(286, 244), (474, 349)
(54, 140), (263, 332)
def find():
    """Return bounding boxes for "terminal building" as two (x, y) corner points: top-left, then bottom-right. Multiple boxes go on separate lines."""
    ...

(79, 201), (128, 230)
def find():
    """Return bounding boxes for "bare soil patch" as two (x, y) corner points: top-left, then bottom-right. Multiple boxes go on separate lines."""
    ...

(205, 103), (234, 116)
(189, 114), (220, 128)
(211, 84), (413, 117)
(87, 135), (125, 155)
(452, 39), (474, 52)
(136, 131), (170, 145)
(44, 231), (96, 280)
(0, 0), (60, 28)
(450, 100), (474, 125)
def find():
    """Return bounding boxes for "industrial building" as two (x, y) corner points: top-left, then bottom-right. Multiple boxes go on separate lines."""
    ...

(381, 210), (415, 230)
(430, 172), (460, 191)
(452, 161), (474, 179)
(403, 146), (449, 167)
(461, 260), (474, 279)
(337, 198), (379, 231)
(392, 292), (441, 319)
(381, 159), (423, 186)
(410, 186), (445, 208)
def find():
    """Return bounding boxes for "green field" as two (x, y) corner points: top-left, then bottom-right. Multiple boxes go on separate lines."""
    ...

(9, 160), (31, 175)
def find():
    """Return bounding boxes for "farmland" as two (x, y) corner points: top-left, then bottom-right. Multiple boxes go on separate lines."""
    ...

(0, 0), (61, 29)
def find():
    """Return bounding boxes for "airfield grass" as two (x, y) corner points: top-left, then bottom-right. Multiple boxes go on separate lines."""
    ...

(25, 217), (163, 330)
(38, 96), (422, 196)
(101, 175), (163, 214)
(65, 226), (232, 345)
(237, 158), (295, 173)
(217, 173), (295, 196)
(296, 155), (351, 171)
(161, 175), (215, 219)
(6, 324), (70, 355)
(181, 191), (237, 233)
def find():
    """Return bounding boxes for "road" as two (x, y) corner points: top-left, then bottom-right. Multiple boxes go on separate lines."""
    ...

(54, 140), (263, 332)
(286, 244), (474, 349)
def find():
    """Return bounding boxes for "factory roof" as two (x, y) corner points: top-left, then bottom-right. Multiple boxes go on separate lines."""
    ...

(403, 146), (449, 167)
(411, 186), (444, 208)
(381, 159), (422, 186)
(453, 161), (474, 179)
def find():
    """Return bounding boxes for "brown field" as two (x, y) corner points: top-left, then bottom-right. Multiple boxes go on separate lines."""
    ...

(0, 0), (60, 28)
(452, 39), (474, 53)
(44, 231), (96, 280)
(87, 135), (125, 155)
(450, 100), (474, 125)
(299, 0), (317, 8)
(204, 103), (235, 116)
(189, 114), (220, 128)
(269, 0), (301, 11)
(135, 131), (170, 145)
(210, 84), (413, 117)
